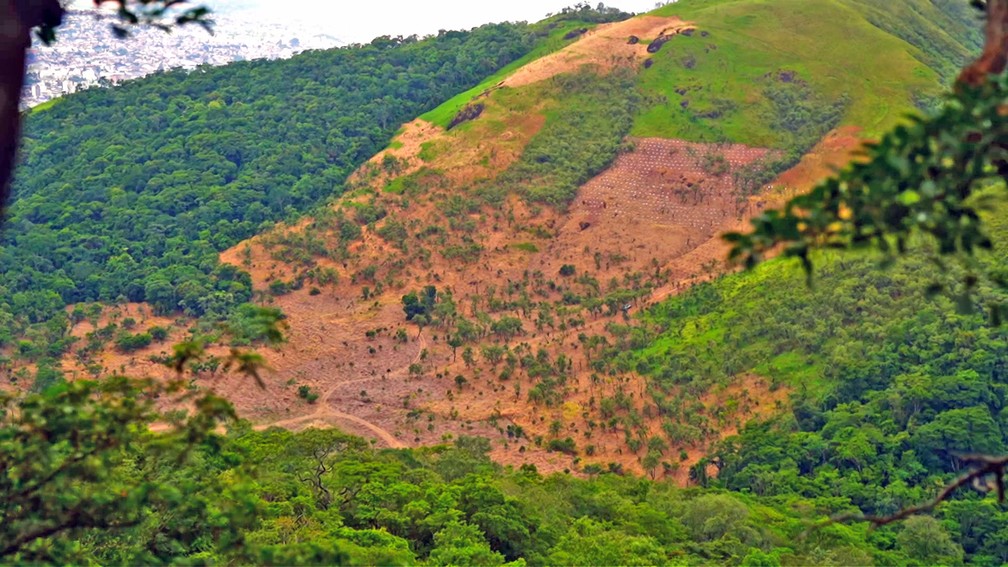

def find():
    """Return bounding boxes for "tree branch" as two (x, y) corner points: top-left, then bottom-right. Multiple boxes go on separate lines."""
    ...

(0, 510), (141, 557)
(4, 434), (122, 505)
(804, 453), (1008, 535)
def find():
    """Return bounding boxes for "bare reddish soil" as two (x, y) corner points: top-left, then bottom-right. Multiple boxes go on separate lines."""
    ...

(23, 120), (866, 483)
(204, 132), (853, 478)
(29, 123), (865, 483)
(21, 19), (868, 482)
(502, 16), (693, 88)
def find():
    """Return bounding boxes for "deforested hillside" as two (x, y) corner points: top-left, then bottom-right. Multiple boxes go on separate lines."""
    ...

(211, 0), (975, 465)
(0, 10), (624, 359)
(184, 0), (984, 478)
(0, 0), (991, 505)
(3, 0), (1005, 563)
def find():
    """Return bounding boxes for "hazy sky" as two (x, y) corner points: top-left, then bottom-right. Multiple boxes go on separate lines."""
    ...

(211, 0), (663, 43)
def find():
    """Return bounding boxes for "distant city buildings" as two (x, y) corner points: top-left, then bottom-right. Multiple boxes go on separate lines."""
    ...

(22, 9), (342, 109)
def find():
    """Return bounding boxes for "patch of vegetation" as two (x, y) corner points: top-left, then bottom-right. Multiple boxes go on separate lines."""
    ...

(115, 331), (153, 353)
(268, 279), (291, 296)
(376, 218), (409, 249)
(402, 286), (439, 321)
(546, 437), (577, 455)
(297, 385), (320, 404)
(496, 70), (641, 209)
(350, 200), (387, 225)
(417, 141), (445, 162)
(149, 326), (169, 342)
(441, 240), (483, 263)
(383, 167), (445, 196)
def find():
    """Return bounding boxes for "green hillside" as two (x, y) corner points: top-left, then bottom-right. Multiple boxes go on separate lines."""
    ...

(635, 0), (980, 145)
(1, 0), (1001, 563)
(598, 190), (1008, 563)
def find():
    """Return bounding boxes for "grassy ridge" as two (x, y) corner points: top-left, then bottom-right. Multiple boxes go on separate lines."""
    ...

(635, 0), (959, 144)
(844, 0), (982, 83)
(421, 21), (610, 129)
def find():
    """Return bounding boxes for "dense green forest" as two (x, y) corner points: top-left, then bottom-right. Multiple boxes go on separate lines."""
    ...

(0, 391), (944, 566)
(585, 195), (1008, 564)
(0, 10), (624, 356)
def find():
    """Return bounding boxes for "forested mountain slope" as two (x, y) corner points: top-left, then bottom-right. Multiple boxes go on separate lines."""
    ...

(195, 0), (986, 478)
(1, 0), (1004, 564)
(0, 10), (619, 356)
(1, 0), (987, 481)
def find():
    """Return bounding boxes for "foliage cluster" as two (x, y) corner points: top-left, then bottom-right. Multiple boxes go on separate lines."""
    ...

(402, 285), (439, 321)
(490, 70), (641, 209)
(1, 399), (929, 565)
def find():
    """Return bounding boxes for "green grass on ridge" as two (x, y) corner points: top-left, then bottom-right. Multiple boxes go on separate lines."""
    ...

(635, 0), (963, 144)
(420, 21), (606, 129)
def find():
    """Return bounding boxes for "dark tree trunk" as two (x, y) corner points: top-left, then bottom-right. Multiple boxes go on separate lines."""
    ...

(0, 0), (31, 211)
(959, 0), (1008, 86)
(0, 0), (62, 213)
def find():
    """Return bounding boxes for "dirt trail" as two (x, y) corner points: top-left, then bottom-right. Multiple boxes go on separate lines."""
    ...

(250, 333), (427, 449)
(258, 409), (405, 448)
